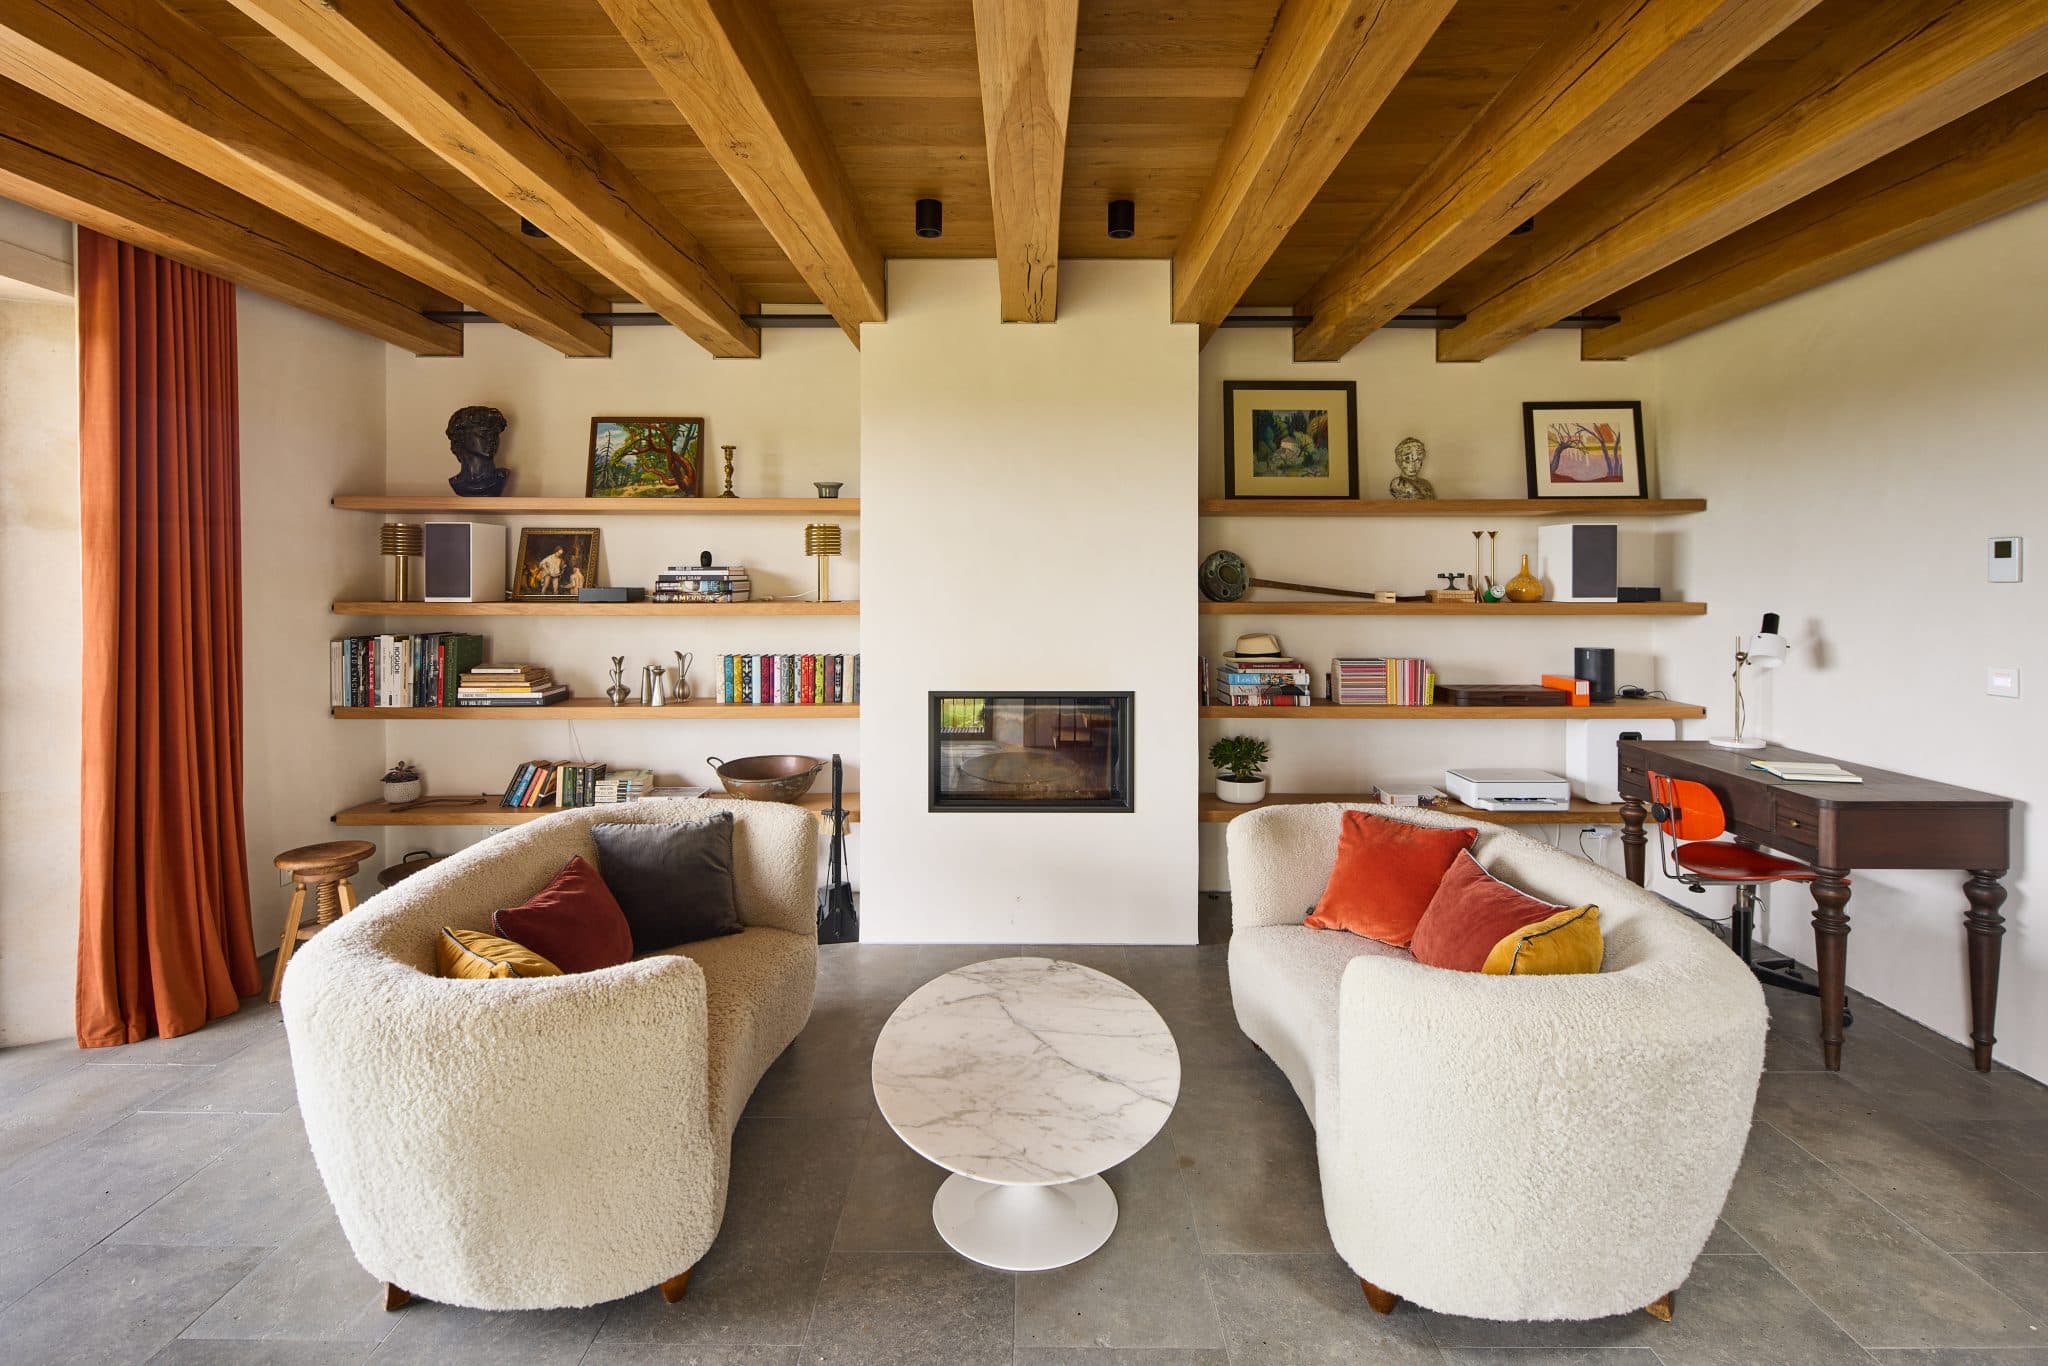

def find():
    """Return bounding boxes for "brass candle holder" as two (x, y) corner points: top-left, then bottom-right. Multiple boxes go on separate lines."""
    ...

(805, 522), (842, 602)
(719, 444), (737, 498)
(379, 521), (422, 601)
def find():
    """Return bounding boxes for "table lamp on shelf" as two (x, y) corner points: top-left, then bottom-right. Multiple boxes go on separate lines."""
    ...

(1709, 612), (1789, 750)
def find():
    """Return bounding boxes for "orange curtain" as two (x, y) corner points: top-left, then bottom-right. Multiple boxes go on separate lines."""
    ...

(76, 229), (258, 1047)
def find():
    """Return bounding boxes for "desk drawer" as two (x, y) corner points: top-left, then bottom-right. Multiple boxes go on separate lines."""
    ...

(1771, 793), (1822, 848)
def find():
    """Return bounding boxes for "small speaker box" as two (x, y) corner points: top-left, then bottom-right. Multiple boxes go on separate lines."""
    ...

(423, 521), (507, 602)
(1573, 646), (1616, 703)
(1565, 716), (1676, 803)
(1537, 523), (1619, 602)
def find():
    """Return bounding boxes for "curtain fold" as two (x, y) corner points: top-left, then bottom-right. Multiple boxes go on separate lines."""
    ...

(77, 229), (258, 1047)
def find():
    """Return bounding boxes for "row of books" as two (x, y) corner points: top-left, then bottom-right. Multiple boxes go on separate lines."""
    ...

(501, 759), (609, 809)
(1333, 657), (1437, 707)
(459, 664), (569, 707)
(330, 633), (485, 709)
(719, 653), (860, 705)
(1210, 656), (1313, 707)
(654, 562), (751, 604)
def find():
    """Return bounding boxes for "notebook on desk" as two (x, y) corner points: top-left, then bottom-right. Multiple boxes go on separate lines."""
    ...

(1750, 760), (1863, 784)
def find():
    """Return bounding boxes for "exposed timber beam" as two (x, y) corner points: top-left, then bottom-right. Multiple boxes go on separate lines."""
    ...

(0, 0), (609, 356)
(971, 0), (1078, 322)
(1435, 0), (2048, 362)
(594, 0), (885, 343)
(0, 78), (460, 355)
(1171, 0), (1458, 337)
(1584, 78), (2048, 356)
(226, 0), (758, 358)
(1291, 0), (1822, 362)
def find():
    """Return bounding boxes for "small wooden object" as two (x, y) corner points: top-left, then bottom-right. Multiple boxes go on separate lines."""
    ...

(1646, 1291), (1674, 1321)
(1359, 1278), (1401, 1314)
(659, 1267), (695, 1304)
(383, 1283), (412, 1312)
(1436, 683), (1570, 707)
(1426, 589), (1478, 603)
(268, 839), (376, 1004)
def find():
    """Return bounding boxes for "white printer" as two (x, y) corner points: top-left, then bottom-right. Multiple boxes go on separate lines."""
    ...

(1444, 767), (1572, 812)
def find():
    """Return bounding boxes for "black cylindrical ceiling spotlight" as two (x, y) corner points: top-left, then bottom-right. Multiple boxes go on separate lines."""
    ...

(519, 217), (548, 238)
(1107, 198), (1136, 239)
(914, 198), (943, 239)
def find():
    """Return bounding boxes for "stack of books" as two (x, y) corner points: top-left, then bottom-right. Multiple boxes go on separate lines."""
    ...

(653, 563), (752, 603)
(457, 664), (569, 707)
(1332, 657), (1435, 706)
(329, 632), (485, 708)
(719, 653), (860, 704)
(1212, 656), (1313, 707)
(593, 768), (656, 804)
(500, 760), (609, 809)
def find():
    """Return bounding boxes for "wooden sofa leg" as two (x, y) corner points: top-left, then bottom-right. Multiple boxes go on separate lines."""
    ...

(1359, 1278), (1401, 1314)
(383, 1283), (412, 1311)
(659, 1268), (695, 1304)
(1645, 1291), (1674, 1322)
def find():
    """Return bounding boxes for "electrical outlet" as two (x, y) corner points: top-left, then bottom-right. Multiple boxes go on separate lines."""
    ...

(1988, 667), (2020, 698)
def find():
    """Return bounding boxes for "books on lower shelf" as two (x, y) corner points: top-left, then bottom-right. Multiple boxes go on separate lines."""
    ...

(330, 632), (485, 708)
(500, 759), (614, 808)
(458, 665), (569, 707)
(1210, 657), (1312, 707)
(1331, 657), (1435, 706)
(592, 768), (655, 804)
(718, 653), (859, 705)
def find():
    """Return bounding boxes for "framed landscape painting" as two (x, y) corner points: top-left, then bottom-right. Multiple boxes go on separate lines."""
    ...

(1523, 401), (1648, 498)
(586, 416), (705, 497)
(1222, 381), (1358, 499)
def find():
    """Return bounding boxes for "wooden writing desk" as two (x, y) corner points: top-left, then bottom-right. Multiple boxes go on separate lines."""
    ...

(1616, 740), (2012, 1072)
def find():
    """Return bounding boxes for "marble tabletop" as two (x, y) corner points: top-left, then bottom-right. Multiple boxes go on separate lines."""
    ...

(871, 957), (1181, 1187)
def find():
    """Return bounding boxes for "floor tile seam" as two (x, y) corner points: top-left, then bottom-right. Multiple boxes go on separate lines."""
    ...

(1163, 1120), (1233, 1348)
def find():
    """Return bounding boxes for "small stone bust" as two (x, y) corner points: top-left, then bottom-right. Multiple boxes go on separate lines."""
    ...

(1388, 435), (1437, 500)
(446, 405), (510, 497)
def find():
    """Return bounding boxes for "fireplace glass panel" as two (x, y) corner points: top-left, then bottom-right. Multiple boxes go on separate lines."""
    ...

(929, 692), (1134, 812)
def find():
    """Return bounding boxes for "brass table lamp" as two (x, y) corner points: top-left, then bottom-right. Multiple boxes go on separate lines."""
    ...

(805, 523), (842, 603)
(380, 522), (422, 601)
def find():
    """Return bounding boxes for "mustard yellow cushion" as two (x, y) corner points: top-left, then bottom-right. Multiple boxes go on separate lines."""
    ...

(436, 928), (563, 980)
(1482, 905), (1603, 976)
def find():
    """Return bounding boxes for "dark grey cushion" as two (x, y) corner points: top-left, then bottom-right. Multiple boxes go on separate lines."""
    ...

(591, 814), (742, 951)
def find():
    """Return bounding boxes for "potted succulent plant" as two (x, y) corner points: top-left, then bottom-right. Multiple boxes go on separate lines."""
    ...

(1208, 735), (1270, 805)
(381, 760), (423, 807)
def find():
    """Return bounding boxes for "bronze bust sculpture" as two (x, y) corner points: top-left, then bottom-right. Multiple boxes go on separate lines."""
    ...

(1388, 435), (1437, 500)
(446, 405), (510, 497)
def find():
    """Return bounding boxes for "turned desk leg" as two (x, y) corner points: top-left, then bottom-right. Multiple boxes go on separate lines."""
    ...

(1621, 799), (1647, 886)
(1965, 869), (2007, 1073)
(1810, 870), (1852, 1070)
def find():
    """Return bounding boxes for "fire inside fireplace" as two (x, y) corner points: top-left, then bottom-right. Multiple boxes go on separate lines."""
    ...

(929, 692), (1134, 812)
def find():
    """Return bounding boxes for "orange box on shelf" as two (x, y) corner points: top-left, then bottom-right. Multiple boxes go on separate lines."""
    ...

(1540, 674), (1592, 706)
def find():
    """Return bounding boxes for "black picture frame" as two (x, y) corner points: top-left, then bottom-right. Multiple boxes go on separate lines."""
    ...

(928, 691), (1136, 814)
(1522, 400), (1649, 499)
(1222, 380), (1360, 500)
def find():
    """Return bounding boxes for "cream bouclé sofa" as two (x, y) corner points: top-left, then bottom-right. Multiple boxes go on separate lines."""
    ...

(281, 799), (818, 1312)
(1227, 804), (1765, 1323)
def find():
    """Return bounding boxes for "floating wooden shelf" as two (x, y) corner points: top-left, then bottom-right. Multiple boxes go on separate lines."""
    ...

(1198, 793), (1623, 825)
(1199, 700), (1704, 720)
(1200, 599), (1705, 616)
(332, 699), (858, 720)
(334, 792), (860, 827)
(1199, 498), (1705, 518)
(332, 494), (857, 516)
(332, 599), (858, 617)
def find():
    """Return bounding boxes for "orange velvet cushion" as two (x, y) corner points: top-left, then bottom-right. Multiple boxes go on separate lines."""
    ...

(1410, 850), (1590, 973)
(491, 855), (634, 975)
(1304, 810), (1479, 946)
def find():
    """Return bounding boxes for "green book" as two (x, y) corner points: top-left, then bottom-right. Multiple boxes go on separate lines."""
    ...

(440, 633), (486, 707)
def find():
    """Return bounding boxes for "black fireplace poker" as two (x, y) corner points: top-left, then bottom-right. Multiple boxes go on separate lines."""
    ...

(817, 753), (858, 944)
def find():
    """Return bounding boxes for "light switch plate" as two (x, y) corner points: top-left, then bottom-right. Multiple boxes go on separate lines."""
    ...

(1988, 667), (2020, 698)
(1989, 535), (2022, 582)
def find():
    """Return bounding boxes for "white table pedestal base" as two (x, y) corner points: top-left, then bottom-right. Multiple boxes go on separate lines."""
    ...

(931, 1173), (1118, 1272)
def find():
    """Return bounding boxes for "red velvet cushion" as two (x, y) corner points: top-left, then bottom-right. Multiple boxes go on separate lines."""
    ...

(490, 856), (634, 975)
(1304, 810), (1478, 946)
(1409, 850), (1570, 972)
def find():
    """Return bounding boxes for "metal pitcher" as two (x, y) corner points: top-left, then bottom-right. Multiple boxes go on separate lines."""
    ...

(672, 651), (694, 701)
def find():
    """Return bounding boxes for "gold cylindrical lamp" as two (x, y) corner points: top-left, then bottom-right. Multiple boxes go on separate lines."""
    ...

(805, 522), (842, 603)
(380, 522), (422, 601)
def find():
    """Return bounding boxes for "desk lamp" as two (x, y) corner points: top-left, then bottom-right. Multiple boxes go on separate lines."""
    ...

(1709, 612), (1788, 750)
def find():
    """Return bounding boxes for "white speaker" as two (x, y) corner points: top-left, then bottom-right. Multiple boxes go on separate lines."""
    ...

(1565, 716), (1675, 803)
(423, 521), (507, 602)
(1537, 522), (1619, 602)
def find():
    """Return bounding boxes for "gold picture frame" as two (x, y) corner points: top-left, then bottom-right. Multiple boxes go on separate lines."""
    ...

(512, 527), (601, 601)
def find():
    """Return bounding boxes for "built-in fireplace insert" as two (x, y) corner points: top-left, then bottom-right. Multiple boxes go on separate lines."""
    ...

(929, 692), (1134, 813)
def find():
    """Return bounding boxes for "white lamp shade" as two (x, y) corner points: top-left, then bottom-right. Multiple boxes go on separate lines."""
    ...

(1746, 632), (1789, 667)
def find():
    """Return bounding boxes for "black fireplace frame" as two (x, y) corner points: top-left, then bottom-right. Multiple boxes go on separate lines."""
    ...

(927, 690), (1135, 814)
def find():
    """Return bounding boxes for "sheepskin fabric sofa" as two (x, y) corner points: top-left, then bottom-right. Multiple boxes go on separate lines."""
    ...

(1226, 803), (1765, 1322)
(280, 799), (818, 1311)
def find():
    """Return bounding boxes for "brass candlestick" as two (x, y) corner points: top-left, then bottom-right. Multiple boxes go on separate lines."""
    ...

(719, 444), (737, 498)
(805, 523), (842, 602)
(379, 522), (422, 601)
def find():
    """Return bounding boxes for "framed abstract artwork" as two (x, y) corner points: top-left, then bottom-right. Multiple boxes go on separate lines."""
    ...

(1222, 381), (1359, 499)
(586, 416), (706, 498)
(1522, 401), (1648, 498)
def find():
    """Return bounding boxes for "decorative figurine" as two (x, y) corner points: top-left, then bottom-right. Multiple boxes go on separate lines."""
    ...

(672, 651), (694, 702)
(446, 405), (511, 497)
(719, 444), (738, 498)
(814, 481), (844, 499)
(606, 656), (631, 707)
(1387, 436), (1437, 500)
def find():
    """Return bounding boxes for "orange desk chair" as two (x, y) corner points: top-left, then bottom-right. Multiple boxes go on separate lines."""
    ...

(1648, 771), (1847, 1019)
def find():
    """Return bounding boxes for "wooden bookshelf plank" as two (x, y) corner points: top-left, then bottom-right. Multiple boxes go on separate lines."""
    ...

(332, 494), (857, 516)
(332, 699), (858, 720)
(1198, 700), (1704, 720)
(1199, 599), (1704, 616)
(334, 792), (859, 827)
(1198, 793), (1622, 825)
(1199, 498), (1704, 518)
(332, 599), (858, 617)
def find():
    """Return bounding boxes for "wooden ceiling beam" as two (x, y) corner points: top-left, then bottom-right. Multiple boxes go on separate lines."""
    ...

(1435, 0), (2048, 362)
(972, 0), (1078, 323)
(1291, 0), (1821, 363)
(595, 0), (885, 343)
(1583, 78), (2048, 357)
(0, 79), (460, 355)
(1171, 0), (1458, 337)
(225, 0), (757, 358)
(0, 0), (609, 357)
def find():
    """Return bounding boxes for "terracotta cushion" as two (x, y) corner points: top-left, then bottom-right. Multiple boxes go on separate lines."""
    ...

(1304, 810), (1478, 946)
(491, 855), (634, 974)
(1410, 850), (1602, 975)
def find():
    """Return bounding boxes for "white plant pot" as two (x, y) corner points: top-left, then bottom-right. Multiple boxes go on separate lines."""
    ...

(1216, 775), (1267, 805)
(382, 778), (423, 806)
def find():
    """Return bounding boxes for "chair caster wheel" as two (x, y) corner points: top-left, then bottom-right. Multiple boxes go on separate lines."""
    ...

(1841, 1007), (1853, 1028)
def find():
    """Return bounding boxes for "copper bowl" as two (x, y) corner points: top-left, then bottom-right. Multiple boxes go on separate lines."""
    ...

(706, 754), (825, 803)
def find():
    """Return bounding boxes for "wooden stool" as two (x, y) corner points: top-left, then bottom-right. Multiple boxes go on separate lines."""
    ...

(268, 840), (376, 1004)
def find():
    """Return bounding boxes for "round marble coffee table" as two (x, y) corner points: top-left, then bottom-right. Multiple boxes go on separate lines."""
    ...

(871, 957), (1180, 1272)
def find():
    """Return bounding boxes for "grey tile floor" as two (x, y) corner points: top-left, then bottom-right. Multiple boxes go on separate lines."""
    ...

(4, 902), (2047, 1364)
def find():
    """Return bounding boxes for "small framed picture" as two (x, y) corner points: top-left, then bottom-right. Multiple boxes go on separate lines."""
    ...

(586, 416), (706, 498)
(1223, 381), (1358, 499)
(513, 527), (601, 601)
(1523, 401), (1649, 498)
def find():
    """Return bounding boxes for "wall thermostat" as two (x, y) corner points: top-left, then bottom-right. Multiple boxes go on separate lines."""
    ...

(1989, 536), (2023, 583)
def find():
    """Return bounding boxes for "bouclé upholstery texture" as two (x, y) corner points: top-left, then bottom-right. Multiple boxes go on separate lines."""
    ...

(281, 800), (818, 1311)
(1227, 803), (1765, 1322)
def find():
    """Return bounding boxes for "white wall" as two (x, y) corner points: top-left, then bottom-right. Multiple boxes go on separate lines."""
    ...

(860, 260), (1198, 943)
(1652, 198), (2048, 1081)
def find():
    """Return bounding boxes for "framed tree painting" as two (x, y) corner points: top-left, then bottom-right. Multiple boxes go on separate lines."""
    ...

(586, 416), (706, 497)
(1523, 401), (1648, 498)
(1222, 381), (1359, 499)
